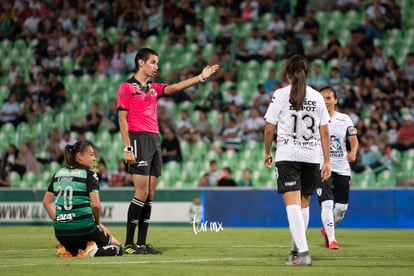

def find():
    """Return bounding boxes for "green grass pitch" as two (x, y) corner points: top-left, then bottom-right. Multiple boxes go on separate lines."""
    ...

(1, 226), (413, 275)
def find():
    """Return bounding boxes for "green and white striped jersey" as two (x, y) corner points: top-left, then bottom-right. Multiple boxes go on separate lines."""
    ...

(47, 167), (100, 236)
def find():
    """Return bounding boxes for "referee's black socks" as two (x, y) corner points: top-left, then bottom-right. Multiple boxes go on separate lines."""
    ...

(125, 197), (145, 245)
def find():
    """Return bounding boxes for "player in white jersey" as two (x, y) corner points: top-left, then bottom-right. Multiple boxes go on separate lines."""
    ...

(316, 87), (358, 250)
(264, 55), (331, 266)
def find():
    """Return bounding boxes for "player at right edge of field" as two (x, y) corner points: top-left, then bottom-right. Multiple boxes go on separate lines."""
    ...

(316, 86), (358, 249)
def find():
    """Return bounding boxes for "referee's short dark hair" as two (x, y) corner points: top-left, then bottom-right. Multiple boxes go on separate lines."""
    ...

(134, 47), (159, 71)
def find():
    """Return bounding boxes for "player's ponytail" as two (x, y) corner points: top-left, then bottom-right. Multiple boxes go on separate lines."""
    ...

(286, 55), (310, 110)
(64, 141), (93, 169)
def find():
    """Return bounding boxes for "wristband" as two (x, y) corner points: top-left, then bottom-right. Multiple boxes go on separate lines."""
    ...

(123, 146), (133, 152)
(198, 74), (205, 83)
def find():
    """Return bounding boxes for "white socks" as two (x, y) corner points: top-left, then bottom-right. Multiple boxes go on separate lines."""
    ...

(290, 207), (309, 252)
(334, 203), (348, 226)
(286, 205), (308, 253)
(321, 200), (335, 242)
(302, 207), (309, 228)
(287, 202), (348, 252)
(321, 201), (349, 242)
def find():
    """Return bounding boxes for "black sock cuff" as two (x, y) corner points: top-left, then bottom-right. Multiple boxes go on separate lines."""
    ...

(132, 197), (145, 207)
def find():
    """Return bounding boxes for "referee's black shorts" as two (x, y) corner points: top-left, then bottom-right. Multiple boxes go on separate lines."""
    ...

(275, 161), (321, 195)
(127, 132), (162, 177)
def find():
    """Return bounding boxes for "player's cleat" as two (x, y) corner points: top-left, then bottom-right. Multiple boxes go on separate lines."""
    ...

(59, 251), (73, 257)
(285, 251), (312, 266)
(124, 243), (161, 254)
(94, 245), (124, 256)
(56, 243), (72, 257)
(287, 250), (298, 263)
(124, 244), (143, 254)
(56, 243), (66, 254)
(76, 241), (98, 258)
(328, 240), (339, 250)
(321, 227), (329, 248)
(140, 244), (161, 255)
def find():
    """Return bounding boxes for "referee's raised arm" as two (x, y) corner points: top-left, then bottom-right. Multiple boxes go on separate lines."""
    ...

(163, 64), (220, 95)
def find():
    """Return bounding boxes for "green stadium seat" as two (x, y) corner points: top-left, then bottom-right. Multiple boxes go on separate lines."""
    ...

(235, 22), (253, 39)
(220, 150), (239, 169)
(96, 26), (105, 41)
(21, 172), (39, 188)
(0, 38), (12, 53)
(14, 38), (26, 50)
(236, 61), (248, 80)
(351, 170), (375, 188)
(233, 168), (243, 183)
(0, 132), (8, 152)
(49, 161), (61, 172)
(9, 171), (21, 188)
(397, 150), (414, 180)
(62, 56), (73, 74)
(180, 168), (198, 188)
(106, 26), (120, 43)
(109, 73), (124, 85)
(260, 59), (277, 74)
(94, 73), (108, 88)
(39, 170), (53, 187)
(2, 56), (13, 70)
(252, 167), (274, 188)
(206, 150), (221, 164)
(0, 83), (10, 99)
(84, 131), (96, 143)
(22, 46), (33, 60)
(251, 170), (265, 187)
(178, 51), (194, 70)
(390, 148), (403, 165)
(71, 101), (88, 120)
(109, 138), (125, 162)
(80, 74), (94, 90)
(202, 42), (216, 59)
(257, 13), (272, 30)
(180, 140), (192, 161)
(161, 161), (182, 188)
(2, 122), (16, 141)
(9, 47), (20, 62)
(17, 121), (42, 144)
(247, 59), (260, 72)
(375, 168), (397, 188)
(220, 80), (235, 93)
(192, 140), (210, 162)
(203, 6), (219, 29)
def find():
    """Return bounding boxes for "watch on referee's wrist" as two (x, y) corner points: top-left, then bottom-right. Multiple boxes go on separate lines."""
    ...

(123, 146), (133, 153)
(198, 74), (205, 83)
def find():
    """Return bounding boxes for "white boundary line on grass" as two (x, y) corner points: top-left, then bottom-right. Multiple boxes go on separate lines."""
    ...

(2, 243), (414, 254)
(2, 255), (414, 269)
(0, 257), (262, 268)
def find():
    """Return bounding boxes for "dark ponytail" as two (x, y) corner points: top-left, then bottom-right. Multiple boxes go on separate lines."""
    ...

(64, 141), (93, 169)
(285, 55), (310, 110)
